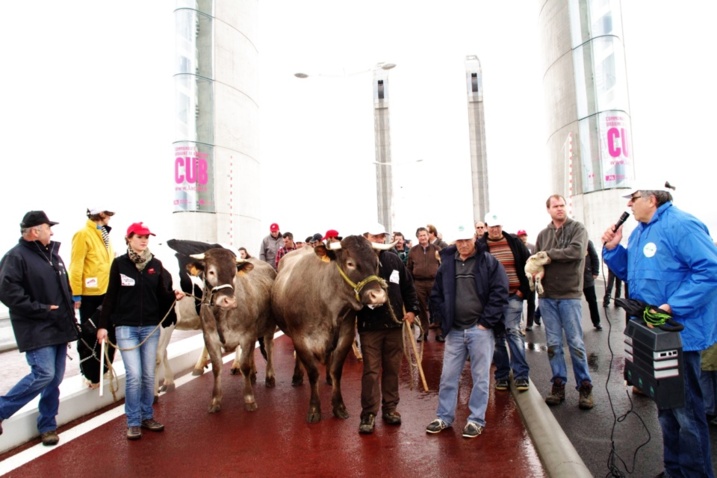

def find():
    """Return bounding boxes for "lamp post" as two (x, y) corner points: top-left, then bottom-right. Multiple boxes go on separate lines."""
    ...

(295, 62), (397, 233)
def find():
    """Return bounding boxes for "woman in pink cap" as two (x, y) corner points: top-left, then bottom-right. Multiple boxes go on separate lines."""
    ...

(97, 222), (184, 440)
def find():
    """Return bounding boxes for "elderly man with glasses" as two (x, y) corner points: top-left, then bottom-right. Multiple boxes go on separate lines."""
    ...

(603, 181), (717, 478)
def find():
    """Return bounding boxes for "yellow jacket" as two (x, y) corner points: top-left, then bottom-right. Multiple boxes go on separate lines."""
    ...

(69, 220), (115, 296)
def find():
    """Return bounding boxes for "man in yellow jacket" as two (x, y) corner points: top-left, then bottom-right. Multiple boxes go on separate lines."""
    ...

(70, 208), (116, 387)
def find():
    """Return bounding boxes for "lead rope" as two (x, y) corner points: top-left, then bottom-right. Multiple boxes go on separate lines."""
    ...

(100, 295), (198, 401)
(400, 309), (428, 392)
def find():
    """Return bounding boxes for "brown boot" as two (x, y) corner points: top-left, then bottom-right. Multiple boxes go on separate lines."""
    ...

(578, 380), (594, 410)
(545, 380), (565, 406)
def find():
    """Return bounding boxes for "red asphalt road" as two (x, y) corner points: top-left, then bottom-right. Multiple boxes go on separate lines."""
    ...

(1, 334), (545, 478)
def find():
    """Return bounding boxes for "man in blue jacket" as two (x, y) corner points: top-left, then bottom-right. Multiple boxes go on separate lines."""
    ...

(603, 182), (717, 478)
(425, 223), (508, 439)
(0, 211), (79, 446)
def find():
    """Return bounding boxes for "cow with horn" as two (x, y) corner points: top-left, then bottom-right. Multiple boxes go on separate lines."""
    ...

(186, 248), (276, 413)
(271, 234), (391, 423)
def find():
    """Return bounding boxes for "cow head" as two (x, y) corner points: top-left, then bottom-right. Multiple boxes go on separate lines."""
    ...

(187, 248), (250, 309)
(326, 235), (388, 308)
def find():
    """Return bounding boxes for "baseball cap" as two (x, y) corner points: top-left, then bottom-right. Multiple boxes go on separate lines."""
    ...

(452, 223), (475, 241)
(270, 223), (280, 232)
(126, 222), (156, 237)
(87, 207), (115, 216)
(517, 229), (528, 237)
(310, 233), (323, 242)
(483, 212), (502, 226)
(365, 222), (387, 235)
(322, 229), (341, 240)
(21, 210), (58, 228)
(621, 181), (674, 198)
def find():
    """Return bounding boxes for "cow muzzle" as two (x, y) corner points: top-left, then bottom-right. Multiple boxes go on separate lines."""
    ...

(203, 283), (237, 309)
(335, 264), (387, 304)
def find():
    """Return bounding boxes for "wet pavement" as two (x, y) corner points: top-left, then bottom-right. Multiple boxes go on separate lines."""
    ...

(0, 331), (545, 477)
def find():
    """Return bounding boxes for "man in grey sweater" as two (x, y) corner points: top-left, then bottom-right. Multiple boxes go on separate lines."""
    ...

(534, 195), (594, 410)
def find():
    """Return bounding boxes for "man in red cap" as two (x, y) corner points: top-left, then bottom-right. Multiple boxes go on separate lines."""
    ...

(259, 223), (282, 270)
(322, 229), (342, 244)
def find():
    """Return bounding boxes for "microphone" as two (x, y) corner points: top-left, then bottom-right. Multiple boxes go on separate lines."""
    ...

(612, 211), (630, 232)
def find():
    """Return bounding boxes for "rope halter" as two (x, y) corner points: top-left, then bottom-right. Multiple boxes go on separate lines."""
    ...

(202, 283), (234, 307)
(335, 264), (387, 302)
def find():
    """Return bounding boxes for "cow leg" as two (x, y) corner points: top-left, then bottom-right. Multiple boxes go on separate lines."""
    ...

(154, 324), (174, 402)
(263, 332), (275, 388)
(330, 319), (355, 420)
(291, 349), (304, 386)
(295, 347), (322, 423)
(205, 340), (224, 413)
(193, 347), (210, 376)
(236, 341), (258, 411)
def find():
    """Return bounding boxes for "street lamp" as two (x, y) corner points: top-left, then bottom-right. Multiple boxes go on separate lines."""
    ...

(294, 62), (397, 233)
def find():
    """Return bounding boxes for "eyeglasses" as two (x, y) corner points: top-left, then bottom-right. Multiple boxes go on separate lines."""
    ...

(475, 226), (485, 230)
(629, 195), (642, 201)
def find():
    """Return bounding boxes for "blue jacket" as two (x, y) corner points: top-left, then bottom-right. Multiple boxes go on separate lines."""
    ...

(603, 202), (717, 351)
(429, 241), (508, 333)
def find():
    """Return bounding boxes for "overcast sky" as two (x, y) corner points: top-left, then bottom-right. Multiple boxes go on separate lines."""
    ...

(1, 1), (714, 259)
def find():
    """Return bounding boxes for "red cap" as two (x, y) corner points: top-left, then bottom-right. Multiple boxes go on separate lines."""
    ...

(270, 223), (280, 232)
(322, 229), (340, 240)
(516, 229), (527, 236)
(126, 222), (155, 237)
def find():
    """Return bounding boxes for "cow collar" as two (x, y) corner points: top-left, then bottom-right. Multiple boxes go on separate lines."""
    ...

(335, 264), (386, 302)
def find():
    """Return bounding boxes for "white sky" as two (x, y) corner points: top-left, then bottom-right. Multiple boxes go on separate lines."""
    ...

(1, 1), (715, 259)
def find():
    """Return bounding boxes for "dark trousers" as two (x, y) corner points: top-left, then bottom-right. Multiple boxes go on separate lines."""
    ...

(525, 289), (537, 327)
(414, 280), (434, 334)
(583, 285), (601, 327)
(78, 295), (115, 384)
(604, 269), (623, 301)
(359, 328), (403, 417)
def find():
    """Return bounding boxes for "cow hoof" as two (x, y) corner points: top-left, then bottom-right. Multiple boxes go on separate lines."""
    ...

(265, 376), (276, 388)
(325, 376), (333, 386)
(153, 395), (159, 404)
(291, 376), (303, 387)
(164, 383), (176, 392)
(250, 373), (257, 385)
(245, 402), (258, 412)
(230, 367), (239, 376)
(306, 411), (322, 423)
(208, 404), (221, 413)
(192, 368), (204, 376)
(332, 406), (349, 420)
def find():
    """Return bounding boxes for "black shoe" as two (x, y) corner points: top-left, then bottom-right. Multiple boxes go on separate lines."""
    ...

(359, 414), (375, 434)
(525, 326), (532, 331)
(40, 430), (59, 446)
(594, 324), (603, 331)
(416, 335), (423, 342)
(141, 419), (165, 432)
(436, 334), (445, 343)
(382, 411), (402, 425)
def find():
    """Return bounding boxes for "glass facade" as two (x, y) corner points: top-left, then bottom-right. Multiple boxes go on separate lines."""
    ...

(173, 3), (215, 212)
(568, 0), (633, 192)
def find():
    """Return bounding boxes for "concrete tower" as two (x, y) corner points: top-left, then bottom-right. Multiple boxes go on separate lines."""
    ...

(373, 66), (393, 234)
(172, 0), (260, 247)
(538, 0), (635, 246)
(465, 55), (489, 222)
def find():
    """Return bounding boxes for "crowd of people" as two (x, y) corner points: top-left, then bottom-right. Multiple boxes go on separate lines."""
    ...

(2, 185), (717, 476)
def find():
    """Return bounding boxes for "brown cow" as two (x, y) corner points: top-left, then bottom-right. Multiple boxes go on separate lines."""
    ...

(272, 235), (390, 423)
(187, 248), (276, 413)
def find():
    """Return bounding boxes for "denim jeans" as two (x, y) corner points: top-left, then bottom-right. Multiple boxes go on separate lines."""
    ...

(540, 298), (592, 388)
(493, 295), (530, 381)
(0, 343), (67, 433)
(699, 369), (717, 416)
(659, 351), (714, 478)
(436, 326), (494, 427)
(116, 325), (160, 427)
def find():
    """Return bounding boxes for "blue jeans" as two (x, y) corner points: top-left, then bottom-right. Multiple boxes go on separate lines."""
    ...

(659, 351), (713, 478)
(116, 326), (160, 427)
(493, 295), (530, 381)
(436, 326), (494, 427)
(0, 343), (67, 433)
(540, 298), (591, 388)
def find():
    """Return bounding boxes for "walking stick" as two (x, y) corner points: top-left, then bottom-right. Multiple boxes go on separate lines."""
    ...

(406, 321), (428, 392)
(99, 340), (105, 397)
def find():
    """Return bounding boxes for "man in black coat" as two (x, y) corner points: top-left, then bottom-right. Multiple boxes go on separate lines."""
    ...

(0, 211), (79, 446)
